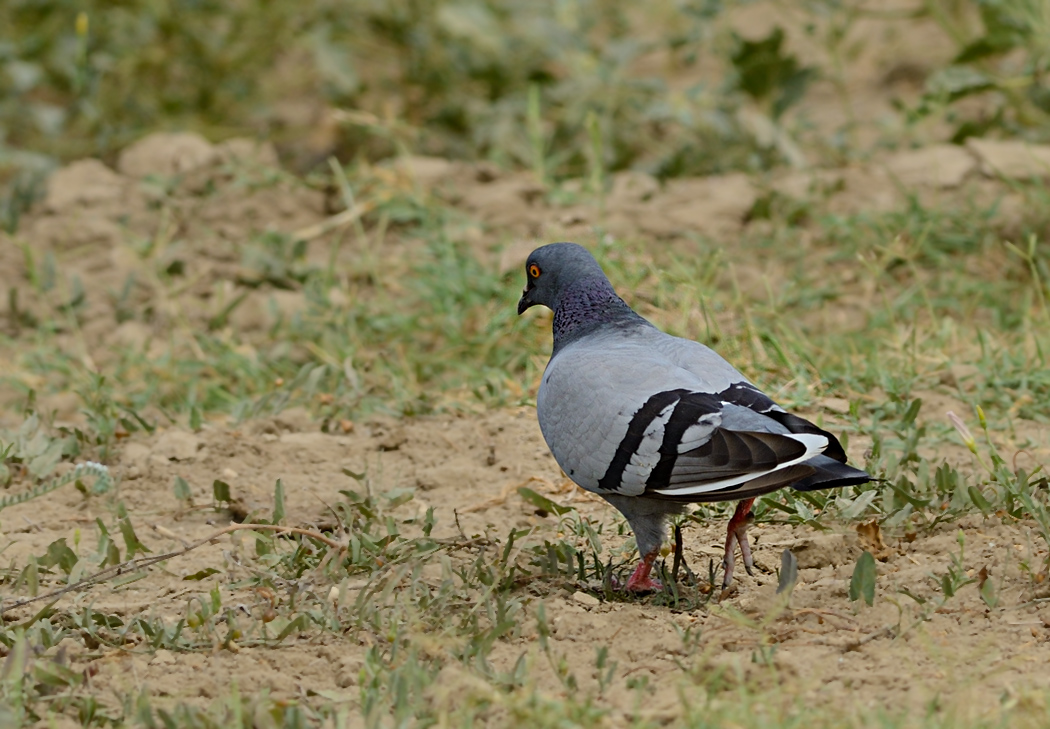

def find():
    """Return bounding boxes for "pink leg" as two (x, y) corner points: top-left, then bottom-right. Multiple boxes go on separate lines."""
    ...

(722, 498), (756, 590)
(624, 548), (663, 592)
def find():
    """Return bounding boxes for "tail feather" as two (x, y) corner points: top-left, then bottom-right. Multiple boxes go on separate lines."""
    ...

(790, 455), (870, 491)
(654, 463), (817, 503)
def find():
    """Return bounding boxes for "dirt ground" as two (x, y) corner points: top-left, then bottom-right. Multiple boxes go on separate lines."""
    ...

(5, 7), (1050, 724)
(3, 396), (1050, 724)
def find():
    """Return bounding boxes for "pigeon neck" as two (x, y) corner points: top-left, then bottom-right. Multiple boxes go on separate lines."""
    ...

(552, 277), (644, 350)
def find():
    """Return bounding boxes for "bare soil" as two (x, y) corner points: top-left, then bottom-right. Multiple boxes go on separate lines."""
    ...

(3, 400), (1050, 723)
(5, 18), (1050, 721)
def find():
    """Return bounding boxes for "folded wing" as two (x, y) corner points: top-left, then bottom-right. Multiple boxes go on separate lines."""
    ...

(597, 388), (828, 501)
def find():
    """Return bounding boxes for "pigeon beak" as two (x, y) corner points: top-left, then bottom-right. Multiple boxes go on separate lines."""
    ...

(517, 279), (540, 315)
(516, 288), (532, 315)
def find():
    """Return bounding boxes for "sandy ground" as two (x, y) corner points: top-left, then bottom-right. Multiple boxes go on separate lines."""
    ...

(1, 129), (1050, 723)
(5, 9), (1050, 722)
(1, 403), (1049, 722)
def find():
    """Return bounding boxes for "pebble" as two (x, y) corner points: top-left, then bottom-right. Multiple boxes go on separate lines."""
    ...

(572, 591), (600, 607)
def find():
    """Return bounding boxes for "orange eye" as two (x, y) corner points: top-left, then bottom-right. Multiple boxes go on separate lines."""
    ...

(529, 264), (541, 278)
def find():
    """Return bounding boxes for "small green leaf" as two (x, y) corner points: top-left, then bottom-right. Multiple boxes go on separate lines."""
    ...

(27, 439), (63, 480)
(898, 587), (926, 605)
(255, 534), (272, 556)
(119, 417), (139, 435)
(383, 487), (414, 509)
(117, 507), (151, 559)
(96, 517), (121, 567)
(901, 398), (923, 426)
(18, 558), (39, 596)
(119, 406), (155, 434)
(34, 661), (84, 688)
(112, 570), (149, 588)
(979, 570), (998, 609)
(888, 477), (930, 510)
(955, 3), (1024, 64)
(941, 573), (955, 599)
(955, 35), (1014, 64)
(39, 538), (78, 575)
(272, 478), (285, 525)
(838, 490), (878, 520)
(189, 405), (202, 432)
(924, 66), (994, 102)
(208, 288), (251, 330)
(183, 568), (221, 581)
(13, 599), (57, 631)
(776, 548), (798, 596)
(213, 479), (232, 503)
(729, 26), (815, 119)
(90, 611), (123, 628)
(795, 498), (815, 523)
(517, 487), (572, 516)
(849, 550), (877, 606)
(173, 476), (192, 504)
(968, 485), (992, 515)
(276, 614), (310, 641)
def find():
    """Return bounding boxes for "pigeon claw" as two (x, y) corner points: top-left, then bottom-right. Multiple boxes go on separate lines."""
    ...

(624, 550), (662, 593)
(721, 498), (757, 590)
(625, 573), (663, 593)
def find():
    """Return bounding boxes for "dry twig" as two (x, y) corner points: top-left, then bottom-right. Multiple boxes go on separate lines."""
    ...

(0, 523), (343, 617)
(291, 201), (376, 242)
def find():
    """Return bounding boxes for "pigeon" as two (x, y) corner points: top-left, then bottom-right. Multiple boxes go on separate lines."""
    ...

(517, 242), (870, 592)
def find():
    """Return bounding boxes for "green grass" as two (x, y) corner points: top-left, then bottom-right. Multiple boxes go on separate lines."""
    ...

(6, 183), (1048, 450)
(5, 1), (1050, 726)
(0, 0), (793, 193)
(2, 172), (1050, 724)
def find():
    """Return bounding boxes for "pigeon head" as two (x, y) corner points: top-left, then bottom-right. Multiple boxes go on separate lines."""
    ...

(517, 242), (646, 349)
(516, 242), (609, 315)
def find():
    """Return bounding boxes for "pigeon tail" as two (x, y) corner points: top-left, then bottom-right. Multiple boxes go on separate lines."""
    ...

(789, 455), (870, 492)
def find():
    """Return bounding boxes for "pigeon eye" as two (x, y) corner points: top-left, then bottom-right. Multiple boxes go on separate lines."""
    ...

(529, 264), (541, 278)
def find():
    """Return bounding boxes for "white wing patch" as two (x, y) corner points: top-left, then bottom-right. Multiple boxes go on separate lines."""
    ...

(622, 401), (676, 486)
(676, 414), (721, 453)
(651, 432), (828, 496)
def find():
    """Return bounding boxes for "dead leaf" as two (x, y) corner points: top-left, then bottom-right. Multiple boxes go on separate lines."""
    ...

(978, 566), (990, 590)
(855, 519), (893, 561)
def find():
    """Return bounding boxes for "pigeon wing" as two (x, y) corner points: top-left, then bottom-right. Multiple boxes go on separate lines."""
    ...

(653, 335), (849, 463)
(591, 388), (828, 500)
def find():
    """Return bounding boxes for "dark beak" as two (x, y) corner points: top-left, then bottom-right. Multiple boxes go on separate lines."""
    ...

(517, 285), (534, 315)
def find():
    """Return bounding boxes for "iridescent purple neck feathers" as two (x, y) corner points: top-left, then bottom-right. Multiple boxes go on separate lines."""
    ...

(552, 276), (648, 351)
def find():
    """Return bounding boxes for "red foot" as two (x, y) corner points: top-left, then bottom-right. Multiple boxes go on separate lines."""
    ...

(722, 498), (756, 590)
(624, 550), (662, 592)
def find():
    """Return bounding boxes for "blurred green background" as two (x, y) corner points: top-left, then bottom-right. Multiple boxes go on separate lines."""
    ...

(5, 0), (1050, 190)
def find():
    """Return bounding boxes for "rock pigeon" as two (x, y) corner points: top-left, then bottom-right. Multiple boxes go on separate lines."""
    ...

(517, 242), (870, 592)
